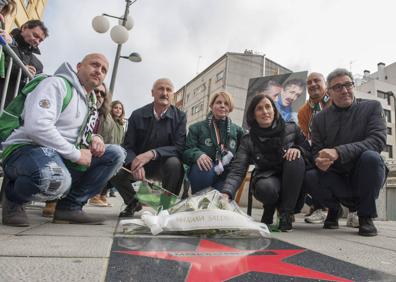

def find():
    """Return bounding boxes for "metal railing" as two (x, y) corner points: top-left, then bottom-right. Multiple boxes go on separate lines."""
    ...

(0, 35), (34, 114)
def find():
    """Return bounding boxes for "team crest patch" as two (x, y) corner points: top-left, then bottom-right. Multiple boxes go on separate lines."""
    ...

(39, 99), (51, 109)
(229, 139), (236, 149)
(204, 138), (213, 147)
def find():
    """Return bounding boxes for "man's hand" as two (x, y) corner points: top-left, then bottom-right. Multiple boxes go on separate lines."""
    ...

(315, 157), (333, 172)
(131, 150), (154, 172)
(76, 149), (92, 166)
(197, 154), (213, 171)
(283, 148), (301, 161)
(131, 166), (145, 181)
(318, 148), (339, 161)
(90, 135), (105, 157)
(26, 65), (37, 77)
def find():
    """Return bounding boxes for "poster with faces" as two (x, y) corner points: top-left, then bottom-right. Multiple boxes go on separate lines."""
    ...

(243, 71), (308, 129)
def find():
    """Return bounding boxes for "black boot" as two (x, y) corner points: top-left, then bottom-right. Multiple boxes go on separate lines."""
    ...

(261, 205), (276, 225)
(323, 206), (342, 229)
(119, 200), (142, 218)
(278, 213), (293, 232)
(358, 217), (377, 236)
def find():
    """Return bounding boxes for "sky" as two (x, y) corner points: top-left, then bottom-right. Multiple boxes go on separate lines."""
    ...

(40, 0), (396, 116)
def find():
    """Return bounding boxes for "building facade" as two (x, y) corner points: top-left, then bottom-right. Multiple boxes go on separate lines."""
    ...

(4, 0), (48, 31)
(174, 51), (291, 128)
(356, 62), (396, 160)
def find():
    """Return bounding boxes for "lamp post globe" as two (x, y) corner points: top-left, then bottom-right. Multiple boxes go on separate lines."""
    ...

(92, 15), (110, 33)
(110, 25), (129, 44)
(119, 15), (134, 30)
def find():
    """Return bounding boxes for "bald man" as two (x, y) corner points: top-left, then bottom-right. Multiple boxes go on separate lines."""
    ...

(1, 53), (125, 226)
(112, 78), (186, 217)
(298, 72), (331, 139)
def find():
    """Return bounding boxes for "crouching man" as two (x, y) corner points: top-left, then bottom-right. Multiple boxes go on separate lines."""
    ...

(1, 53), (125, 226)
(305, 68), (387, 236)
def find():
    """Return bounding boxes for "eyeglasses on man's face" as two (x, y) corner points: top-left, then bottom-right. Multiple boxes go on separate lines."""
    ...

(329, 82), (354, 92)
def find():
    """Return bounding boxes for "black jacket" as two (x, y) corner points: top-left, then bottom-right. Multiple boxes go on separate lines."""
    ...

(123, 103), (186, 165)
(1, 28), (44, 107)
(222, 122), (308, 199)
(311, 99), (386, 174)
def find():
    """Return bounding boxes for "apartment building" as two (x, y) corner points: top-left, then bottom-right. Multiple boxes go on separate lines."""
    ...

(174, 51), (291, 128)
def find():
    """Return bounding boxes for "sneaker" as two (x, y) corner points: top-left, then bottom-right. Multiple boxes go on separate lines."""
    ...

(278, 213), (293, 232)
(53, 209), (105, 225)
(323, 207), (342, 229)
(89, 195), (108, 207)
(358, 217), (377, 236)
(346, 211), (359, 228)
(119, 200), (143, 218)
(99, 195), (112, 207)
(305, 209), (326, 224)
(42, 201), (57, 218)
(2, 195), (29, 227)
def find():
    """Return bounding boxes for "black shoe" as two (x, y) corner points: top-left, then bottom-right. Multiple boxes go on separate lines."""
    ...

(358, 217), (377, 236)
(261, 205), (276, 225)
(323, 207), (342, 229)
(119, 201), (142, 217)
(53, 209), (105, 225)
(278, 213), (293, 232)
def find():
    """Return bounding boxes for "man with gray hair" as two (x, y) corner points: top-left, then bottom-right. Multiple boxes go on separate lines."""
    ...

(305, 68), (387, 236)
(112, 78), (186, 217)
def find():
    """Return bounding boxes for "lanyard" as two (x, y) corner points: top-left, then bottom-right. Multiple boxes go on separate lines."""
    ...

(213, 120), (224, 151)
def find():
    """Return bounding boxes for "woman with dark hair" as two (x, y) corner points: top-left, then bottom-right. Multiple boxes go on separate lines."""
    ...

(221, 94), (307, 232)
(183, 91), (244, 193)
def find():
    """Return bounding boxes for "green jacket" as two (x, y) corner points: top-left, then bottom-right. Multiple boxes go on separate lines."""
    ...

(183, 116), (245, 165)
(98, 113), (125, 145)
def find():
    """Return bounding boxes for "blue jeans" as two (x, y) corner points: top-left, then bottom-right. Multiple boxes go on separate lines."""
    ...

(4, 144), (125, 210)
(188, 163), (225, 194)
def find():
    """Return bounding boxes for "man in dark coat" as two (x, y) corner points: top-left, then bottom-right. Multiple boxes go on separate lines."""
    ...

(305, 68), (387, 236)
(112, 78), (186, 217)
(0, 20), (48, 108)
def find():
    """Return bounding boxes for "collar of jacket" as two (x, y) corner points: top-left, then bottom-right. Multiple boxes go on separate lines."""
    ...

(10, 28), (42, 55)
(142, 102), (174, 119)
(330, 97), (357, 112)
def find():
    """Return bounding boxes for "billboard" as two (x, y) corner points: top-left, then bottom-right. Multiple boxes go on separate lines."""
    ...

(243, 71), (307, 129)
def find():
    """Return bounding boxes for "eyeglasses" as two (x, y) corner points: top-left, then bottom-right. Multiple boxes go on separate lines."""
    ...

(329, 82), (354, 92)
(94, 89), (106, 98)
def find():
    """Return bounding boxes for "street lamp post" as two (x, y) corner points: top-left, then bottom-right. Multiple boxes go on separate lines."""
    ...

(92, 0), (141, 94)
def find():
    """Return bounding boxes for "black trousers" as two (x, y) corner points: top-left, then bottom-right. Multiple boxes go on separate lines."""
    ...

(253, 157), (305, 214)
(304, 151), (386, 218)
(111, 156), (184, 205)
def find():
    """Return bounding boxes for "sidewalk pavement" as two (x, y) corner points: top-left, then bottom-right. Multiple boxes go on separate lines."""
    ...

(1, 194), (396, 281)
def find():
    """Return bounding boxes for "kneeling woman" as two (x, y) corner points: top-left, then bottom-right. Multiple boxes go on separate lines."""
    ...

(183, 91), (244, 193)
(222, 94), (307, 232)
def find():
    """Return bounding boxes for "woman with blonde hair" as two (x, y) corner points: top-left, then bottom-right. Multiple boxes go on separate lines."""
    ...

(183, 91), (244, 193)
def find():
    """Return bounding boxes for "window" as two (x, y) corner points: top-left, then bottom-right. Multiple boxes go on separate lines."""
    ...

(384, 145), (393, 159)
(387, 127), (392, 135)
(384, 109), (391, 123)
(23, 0), (30, 8)
(377, 90), (391, 106)
(191, 103), (203, 115)
(216, 71), (224, 82)
(193, 83), (206, 96)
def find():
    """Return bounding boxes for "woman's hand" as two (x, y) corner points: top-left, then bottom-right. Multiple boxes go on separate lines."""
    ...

(283, 148), (301, 161)
(197, 154), (213, 171)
